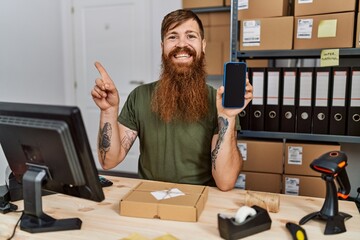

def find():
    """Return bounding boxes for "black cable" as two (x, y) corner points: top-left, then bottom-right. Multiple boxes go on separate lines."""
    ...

(6, 210), (23, 240)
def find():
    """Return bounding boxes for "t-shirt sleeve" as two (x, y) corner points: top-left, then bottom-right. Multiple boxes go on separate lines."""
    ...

(118, 90), (138, 131)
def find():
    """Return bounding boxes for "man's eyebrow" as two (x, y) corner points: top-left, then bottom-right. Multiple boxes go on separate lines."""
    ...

(185, 30), (200, 36)
(165, 30), (200, 36)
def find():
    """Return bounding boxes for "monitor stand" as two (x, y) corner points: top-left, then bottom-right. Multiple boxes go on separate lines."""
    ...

(20, 165), (82, 233)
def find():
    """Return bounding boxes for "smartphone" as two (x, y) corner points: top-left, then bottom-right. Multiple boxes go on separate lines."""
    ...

(222, 62), (247, 108)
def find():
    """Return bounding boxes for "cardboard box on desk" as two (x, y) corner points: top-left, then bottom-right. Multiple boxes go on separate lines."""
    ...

(239, 16), (294, 51)
(119, 181), (208, 222)
(293, 12), (355, 50)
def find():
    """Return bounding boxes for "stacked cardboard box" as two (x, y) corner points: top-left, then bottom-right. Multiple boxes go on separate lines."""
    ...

(198, 11), (231, 75)
(236, 140), (283, 194)
(238, 0), (293, 51)
(283, 142), (341, 198)
(182, 0), (223, 9)
(293, 0), (357, 49)
(236, 140), (341, 198)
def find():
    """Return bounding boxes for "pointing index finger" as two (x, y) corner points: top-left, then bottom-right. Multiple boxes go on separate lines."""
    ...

(95, 61), (111, 81)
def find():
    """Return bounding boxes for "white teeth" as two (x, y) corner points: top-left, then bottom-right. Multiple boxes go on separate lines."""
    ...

(175, 54), (190, 58)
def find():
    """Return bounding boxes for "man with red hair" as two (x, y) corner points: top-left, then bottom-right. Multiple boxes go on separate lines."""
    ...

(91, 9), (253, 191)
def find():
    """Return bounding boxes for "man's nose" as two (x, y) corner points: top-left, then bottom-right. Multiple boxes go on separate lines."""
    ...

(176, 36), (189, 48)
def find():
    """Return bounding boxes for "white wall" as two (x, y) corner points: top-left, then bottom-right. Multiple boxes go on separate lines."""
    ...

(0, 0), (66, 184)
(0, 0), (181, 184)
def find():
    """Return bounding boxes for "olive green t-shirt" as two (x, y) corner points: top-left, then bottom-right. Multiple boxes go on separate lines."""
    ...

(119, 81), (241, 186)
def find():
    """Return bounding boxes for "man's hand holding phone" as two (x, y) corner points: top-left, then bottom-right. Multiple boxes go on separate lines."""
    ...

(218, 62), (253, 118)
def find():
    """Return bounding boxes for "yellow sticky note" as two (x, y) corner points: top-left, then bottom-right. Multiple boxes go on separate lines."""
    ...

(320, 49), (339, 67)
(318, 19), (337, 38)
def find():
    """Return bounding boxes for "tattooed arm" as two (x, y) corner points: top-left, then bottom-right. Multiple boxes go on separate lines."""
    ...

(97, 113), (138, 170)
(91, 61), (138, 170)
(212, 80), (253, 191)
(211, 115), (242, 191)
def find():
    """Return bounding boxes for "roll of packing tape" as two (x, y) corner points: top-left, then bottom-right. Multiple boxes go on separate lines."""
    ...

(235, 205), (257, 223)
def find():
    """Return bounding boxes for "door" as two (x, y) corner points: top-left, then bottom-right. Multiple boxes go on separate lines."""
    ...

(72, 0), (152, 173)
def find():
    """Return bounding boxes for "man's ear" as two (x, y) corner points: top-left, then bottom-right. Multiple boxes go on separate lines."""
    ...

(161, 41), (164, 51)
(202, 39), (206, 53)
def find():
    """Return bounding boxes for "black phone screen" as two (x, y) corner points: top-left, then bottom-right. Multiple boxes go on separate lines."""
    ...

(222, 62), (247, 108)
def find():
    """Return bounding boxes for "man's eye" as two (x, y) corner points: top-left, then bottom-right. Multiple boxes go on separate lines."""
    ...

(168, 35), (177, 40)
(187, 34), (197, 39)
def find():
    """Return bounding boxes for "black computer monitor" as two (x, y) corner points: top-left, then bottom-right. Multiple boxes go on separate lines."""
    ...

(0, 101), (105, 233)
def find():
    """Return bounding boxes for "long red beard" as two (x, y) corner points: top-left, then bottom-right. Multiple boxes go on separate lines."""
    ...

(151, 47), (209, 123)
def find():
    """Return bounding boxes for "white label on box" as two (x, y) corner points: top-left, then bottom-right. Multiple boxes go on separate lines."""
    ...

(242, 20), (260, 46)
(297, 19), (313, 39)
(235, 174), (246, 189)
(298, 0), (313, 4)
(151, 188), (185, 200)
(237, 143), (247, 160)
(285, 177), (300, 195)
(238, 0), (248, 10)
(288, 146), (303, 165)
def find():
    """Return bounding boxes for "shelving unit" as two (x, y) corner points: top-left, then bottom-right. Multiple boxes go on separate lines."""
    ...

(229, 0), (360, 144)
(237, 48), (360, 60)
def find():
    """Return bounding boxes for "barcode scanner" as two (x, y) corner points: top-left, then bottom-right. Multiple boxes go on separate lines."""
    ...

(299, 151), (352, 235)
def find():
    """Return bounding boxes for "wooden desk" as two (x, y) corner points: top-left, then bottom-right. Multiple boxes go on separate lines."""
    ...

(0, 176), (359, 239)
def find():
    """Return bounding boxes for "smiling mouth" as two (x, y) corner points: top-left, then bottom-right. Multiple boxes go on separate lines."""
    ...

(174, 53), (191, 59)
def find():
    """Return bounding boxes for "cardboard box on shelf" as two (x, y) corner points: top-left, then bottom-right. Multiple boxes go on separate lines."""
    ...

(236, 171), (282, 193)
(210, 25), (230, 42)
(294, 0), (357, 17)
(283, 174), (326, 198)
(239, 16), (294, 51)
(119, 181), (208, 222)
(356, 14), (360, 48)
(197, 12), (210, 27)
(246, 59), (269, 68)
(237, 140), (284, 174)
(201, 11), (230, 75)
(284, 142), (341, 177)
(206, 41), (223, 75)
(182, 0), (223, 9)
(237, 0), (289, 20)
(293, 12), (355, 50)
(209, 11), (230, 26)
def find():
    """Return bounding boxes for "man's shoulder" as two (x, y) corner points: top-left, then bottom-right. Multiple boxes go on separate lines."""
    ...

(130, 81), (158, 95)
(206, 84), (217, 92)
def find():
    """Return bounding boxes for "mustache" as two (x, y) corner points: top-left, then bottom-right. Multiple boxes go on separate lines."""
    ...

(168, 46), (196, 58)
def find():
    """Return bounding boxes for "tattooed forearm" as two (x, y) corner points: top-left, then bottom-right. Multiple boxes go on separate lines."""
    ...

(120, 130), (137, 153)
(211, 116), (229, 170)
(99, 122), (112, 162)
